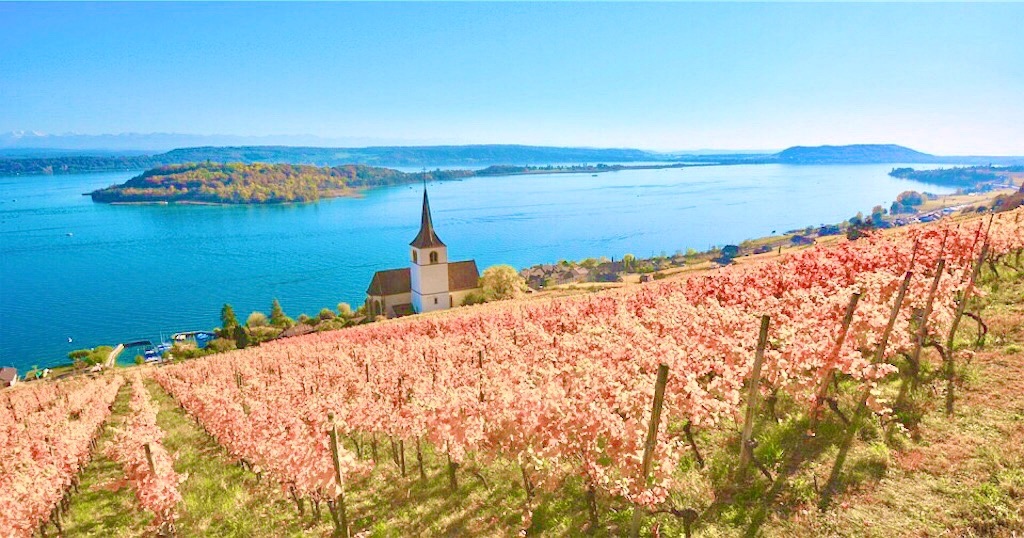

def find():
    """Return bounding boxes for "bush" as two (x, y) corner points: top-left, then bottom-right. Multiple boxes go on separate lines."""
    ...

(337, 302), (353, 317)
(247, 311), (268, 327)
(461, 290), (487, 306)
(206, 337), (236, 354)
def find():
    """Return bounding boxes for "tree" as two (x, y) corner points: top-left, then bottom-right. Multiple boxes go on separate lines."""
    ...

(337, 302), (353, 318)
(269, 299), (293, 328)
(480, 265), (528, 301)
(220, 304), (239, 332)
(233, 325), (251, 349)
(270, 299), (286, 326)
(318, 308), (336, 321)
(247, 311), (268, 328)
(896, 190), (924, 207)
(622, 254), (636, 272)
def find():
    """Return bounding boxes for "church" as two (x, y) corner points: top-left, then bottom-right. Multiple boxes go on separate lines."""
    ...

(364, 188), (481, 318)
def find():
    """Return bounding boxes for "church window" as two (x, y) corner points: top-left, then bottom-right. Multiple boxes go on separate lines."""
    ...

(430, 251), (438, 264)
(412, 251), (418, 263)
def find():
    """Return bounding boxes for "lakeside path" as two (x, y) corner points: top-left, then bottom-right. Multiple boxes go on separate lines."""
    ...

(104, 344), (125, 369)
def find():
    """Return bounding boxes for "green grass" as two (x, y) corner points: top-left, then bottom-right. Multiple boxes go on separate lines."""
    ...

(143, 379), (322, 537)
(63, 382), (151, 537)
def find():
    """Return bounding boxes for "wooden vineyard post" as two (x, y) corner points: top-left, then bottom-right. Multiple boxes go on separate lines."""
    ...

(144, 442), (156, 474)
(808, 292), (861, 434)
(737, 315), (771, 484)
(327, 413), (351, 538)
(629, 364), (670, 538)
(399, 440), (406, 477)
(909, 259), (946, 380)
(478, 350), (485, 403)
(821, 270), (913, 509)
(891, 259), (946, 428)
(416, 437), (426, 480)
(447, 452), (459, 492)
(944, 243), (989, 417)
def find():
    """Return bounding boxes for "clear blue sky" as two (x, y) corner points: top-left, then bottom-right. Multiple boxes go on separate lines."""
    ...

(1, 2), (1021, 154)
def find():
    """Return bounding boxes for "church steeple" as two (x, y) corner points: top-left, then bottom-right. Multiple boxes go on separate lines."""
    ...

(410, 188), (445, 248)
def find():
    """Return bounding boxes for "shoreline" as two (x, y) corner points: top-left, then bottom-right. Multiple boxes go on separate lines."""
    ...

(86, 159), (995, 206)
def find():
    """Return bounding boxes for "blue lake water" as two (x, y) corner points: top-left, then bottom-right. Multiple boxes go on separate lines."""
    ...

(0, 163), (953, 370)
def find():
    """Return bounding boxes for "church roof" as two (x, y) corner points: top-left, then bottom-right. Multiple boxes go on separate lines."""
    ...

(448, 260), (481, 291)
(366, 260), (480, 296)
(410, 189), (446, 249)
(366, 267), (411, 296)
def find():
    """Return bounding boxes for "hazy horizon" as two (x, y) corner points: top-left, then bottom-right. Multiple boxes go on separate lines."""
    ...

(2, 3), (1022, 154)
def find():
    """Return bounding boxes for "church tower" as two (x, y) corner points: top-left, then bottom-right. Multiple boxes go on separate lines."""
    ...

(410, 188), (450, 313)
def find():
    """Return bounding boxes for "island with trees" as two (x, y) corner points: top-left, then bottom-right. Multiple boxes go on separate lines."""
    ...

(889, 165), (1024, 188)
(89, 162), (478, 204)
(88, 161), (706, 204)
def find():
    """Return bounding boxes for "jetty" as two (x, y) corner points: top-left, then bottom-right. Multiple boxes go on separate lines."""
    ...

(104, 344), (125, 368)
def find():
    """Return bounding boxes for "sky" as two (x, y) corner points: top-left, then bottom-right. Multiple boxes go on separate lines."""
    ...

(1, 2), (1022, 154)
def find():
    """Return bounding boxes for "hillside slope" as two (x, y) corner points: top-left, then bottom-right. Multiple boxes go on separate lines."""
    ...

(36, 210), (1019, 537)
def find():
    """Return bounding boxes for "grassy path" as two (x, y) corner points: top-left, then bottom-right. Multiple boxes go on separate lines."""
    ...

(64, 381), (150, 537)
(141, 379), (325, 537)
(144, 378), (568, 537)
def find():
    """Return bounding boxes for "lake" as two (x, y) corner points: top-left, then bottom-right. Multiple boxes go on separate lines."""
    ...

(0, 163), (953, 370)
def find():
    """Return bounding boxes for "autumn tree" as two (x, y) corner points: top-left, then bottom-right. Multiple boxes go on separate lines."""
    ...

(622, 253), (636, 272)
(337, 302), (353, 318)
(247, 311), (268, 328)
(480, 265), (528, 301)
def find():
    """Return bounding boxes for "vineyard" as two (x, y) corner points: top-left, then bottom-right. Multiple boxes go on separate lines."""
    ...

(3, 209), (1023, 537)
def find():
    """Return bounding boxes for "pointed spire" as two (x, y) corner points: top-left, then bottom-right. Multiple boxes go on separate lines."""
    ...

(410, 187), (445, 248)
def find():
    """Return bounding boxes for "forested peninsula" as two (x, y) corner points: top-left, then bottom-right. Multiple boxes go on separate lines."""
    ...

(889, 165), (1024, 187)
(89, 162), (682, 204)
(89, 163), (473, 204)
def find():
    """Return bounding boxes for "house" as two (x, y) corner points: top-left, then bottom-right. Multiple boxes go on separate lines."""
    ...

(790, 235), (815, 246)
(0, 367), (17, 388)
(570, 266), (590, 281)
(365, 188), (481, 318)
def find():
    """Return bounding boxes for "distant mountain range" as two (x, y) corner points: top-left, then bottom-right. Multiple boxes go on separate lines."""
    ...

(0, 131), (437, 153)
(1, 140), (1023, 176)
